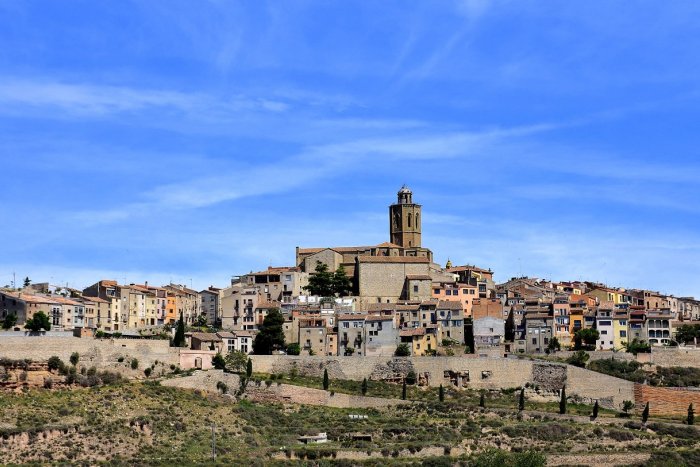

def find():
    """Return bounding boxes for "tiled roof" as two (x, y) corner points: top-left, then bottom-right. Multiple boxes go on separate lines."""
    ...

(190, 332), (221, 342)
(298, 246), (375, 254)
(436, 300), (463, 310)
(375, 242), (403, 248)
(365, 314), (393, 321)
(256, 301), (281, 309)
(81, 296), (109, 304)
(405, 274), (432, 281)
(400, 327), (425, 337)
(357, 255), (430, 264)
(337, 313), (367, 321)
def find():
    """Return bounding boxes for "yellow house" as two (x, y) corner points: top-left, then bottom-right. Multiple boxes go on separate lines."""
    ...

(612, 309), (629, 350)
(587, 287), (623, 305)
(399, 327), (437, 356)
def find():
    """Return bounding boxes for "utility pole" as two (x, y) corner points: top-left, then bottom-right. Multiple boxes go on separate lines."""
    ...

(211, 423), (216, 461)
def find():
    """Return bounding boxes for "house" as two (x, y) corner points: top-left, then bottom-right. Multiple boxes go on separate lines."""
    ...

(217, 331), (253, 354)
(364, 314), (400, 356)
(646, 309), (673, 346)
(337, 314), (367, 356)
(595, 302), (616, 350)
(190, 332), (223, 352)
(399, 326), (437, 356)
(472, 298), (505, 348)
(523, 313), (553, 353)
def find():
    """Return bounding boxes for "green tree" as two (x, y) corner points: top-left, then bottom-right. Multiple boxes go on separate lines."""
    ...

(622, 400), (634, 414)
(642, 402), (650, 424)
(304, 261), (335, 297)
(194, 314), (208, 327)
(464, 319), (475, 354)
(23, 277), (31, 288)
(253, 308), (285, 354)
(395, 343), (411, 357)
(547, 337), (561, 353)
(172, 312), (186, 347)
(332, 265), (353, 297)
(688, 403), (695, 426)
(323, 368), (329, 390)
(70, 352), (79, 366)
(2, 313), (17, 330)
(504, 309), (515, 342)
(246, 358), (253, 378)
(402, 380), (407, 400)
(559, 386), (567, 414)
(439, 384), (445, 402)
(361, 377), (368, 396)
(592, 400), (599, 419)
(518, 388), (525, 411)
(624, 338), (651, 355)
(479, 392), (485, 408)
(405, 370), (417, 385)
(224, 350), (248, 373)
(566, 350), (590, 368)
(131, 358), (139, 370)
(47, 356), (64, 372)
(286, 343), (301, 355)
(24, 311), (51, 332)
(574, 328), (600, 350)
(675, 324), (700, 345)
(212, 353), (226, 370)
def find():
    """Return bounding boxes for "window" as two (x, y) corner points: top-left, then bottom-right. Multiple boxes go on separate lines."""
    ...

(413, 285), (418, 293)
(620, 330), (627, 337)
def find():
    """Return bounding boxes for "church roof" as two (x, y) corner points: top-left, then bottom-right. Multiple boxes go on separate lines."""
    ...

(375, 242), (403, 248)
(357, 256), (430, 264)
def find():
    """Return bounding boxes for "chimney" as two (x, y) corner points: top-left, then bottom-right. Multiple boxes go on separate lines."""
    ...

(145, 281), (148, 289)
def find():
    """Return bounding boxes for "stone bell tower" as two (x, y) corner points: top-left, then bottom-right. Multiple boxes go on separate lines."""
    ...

(389, 185), (421, 249)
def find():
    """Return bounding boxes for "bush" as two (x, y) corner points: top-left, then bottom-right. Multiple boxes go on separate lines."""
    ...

(131, 359), (139, 370)
(47, 356), (64, 372)
(405, 370), (417, 385)
(43, 377), (53, 389)
(395, 343), (411, 357)
(144, 368), (152, 377)
(286, 343), (301, 356)
(117, 357), (124, 363)
(212, 353), (226, 370)
(69, 352), (80, 366)
(565, 350), (589, 368)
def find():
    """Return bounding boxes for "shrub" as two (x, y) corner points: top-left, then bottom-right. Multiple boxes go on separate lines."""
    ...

(144, 368), (152, 377)
(117, 357), (124, 363)
(43, 377), (53, 389)
(566, 350), (589, 368)
(405, 370), (417, 385)
(70, 352), (80, 366)
(131, 359), (139, 370)
(286, 343), (301, 355)
(395, 343), (411, 357)
(87, 366), (97, 377)
(212, 353), (226, 370)
(216, 381), (228, 394)
(47, 356), (64, 372)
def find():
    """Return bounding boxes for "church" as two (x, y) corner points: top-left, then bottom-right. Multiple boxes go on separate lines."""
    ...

(295, 186), (449, 307)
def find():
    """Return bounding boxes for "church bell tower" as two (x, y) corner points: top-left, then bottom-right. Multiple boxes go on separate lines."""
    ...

(389, 185), (421, 248)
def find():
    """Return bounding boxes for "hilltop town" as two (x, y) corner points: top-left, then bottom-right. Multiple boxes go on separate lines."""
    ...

(2, 186), (699, 357)
(1, 187), (699, 465)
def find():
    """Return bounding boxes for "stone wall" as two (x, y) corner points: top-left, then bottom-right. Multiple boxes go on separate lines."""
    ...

(649, 347), (700, 368)
(0, 336), (178, 369)
(250, 355), (634, 409)
(634, 384), (700, 416)
(555, 350), (635, 362)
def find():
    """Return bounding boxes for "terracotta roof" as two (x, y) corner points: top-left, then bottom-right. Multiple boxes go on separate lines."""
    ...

(436, 300), (463, 310)
(190, 332), (221, 342)
(337, 313), (367, 321)
(50, 296), (83, 306)
(216, 332), (235, 339)
(81, 296), (109, 304)
(366, 314), (393, 321)
(256, 301), (281, 309)
(400, 327), (425, 337)
(405, 274), (432, 281)
(298, 246), (375, 254)
(446, 265), (493, 274)
(357, 255), (430, 264)
(5, 292), (59, 305)
(375, 242), (403, 248)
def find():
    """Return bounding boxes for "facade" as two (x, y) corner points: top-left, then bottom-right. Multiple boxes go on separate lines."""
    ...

(198, 288), (220, 325)
(337, 314), (367, 356)
(364, 315), (400, 356)
(595, 303), (615, 350)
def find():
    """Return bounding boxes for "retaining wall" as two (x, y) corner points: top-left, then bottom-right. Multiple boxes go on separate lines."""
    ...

(634, 384), (700, 416)
(0, 336), (178, 369)
(250, 355), (635, 410)
(649, 347), (700, 368)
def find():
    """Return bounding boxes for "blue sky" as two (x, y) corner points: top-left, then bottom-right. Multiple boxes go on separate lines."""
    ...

(1, 1), (699, 296)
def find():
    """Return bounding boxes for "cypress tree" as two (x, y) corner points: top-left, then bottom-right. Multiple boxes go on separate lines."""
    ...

(402, 380), (407, 400)
(246, 358), (252, 378)
(642, 402), (650, 424)
(361, 377), (368, 396)
(518, 388), (525, 411)
(439, 384), (444, 402)
(323, 368), (329, 390)
(688, 403), (694, 426)
(592, 400), (599, 419)
(173, 312), (186, 347)
(559, 386), (567, 415)
(479, 392), (485, 408)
